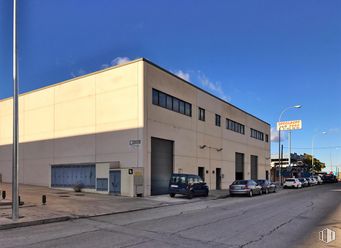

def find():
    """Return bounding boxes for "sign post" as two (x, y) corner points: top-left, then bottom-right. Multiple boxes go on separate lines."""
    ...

(276, 120), (302, 184)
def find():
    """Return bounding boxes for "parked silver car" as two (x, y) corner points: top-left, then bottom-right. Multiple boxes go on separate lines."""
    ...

(229, 180), (263, 197)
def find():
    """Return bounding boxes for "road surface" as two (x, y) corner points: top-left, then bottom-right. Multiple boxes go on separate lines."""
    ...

(1, 183), (340, 248)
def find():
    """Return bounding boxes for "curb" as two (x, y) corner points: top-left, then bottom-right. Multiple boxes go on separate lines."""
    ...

(0, 216), (72, 231)
(0, 193), (230, 230)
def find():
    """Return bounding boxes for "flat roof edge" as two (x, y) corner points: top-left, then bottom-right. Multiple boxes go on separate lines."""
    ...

(141, 58), (270, 127)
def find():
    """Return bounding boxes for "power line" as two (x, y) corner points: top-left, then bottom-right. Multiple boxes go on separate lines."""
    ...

(282, 146), (341, 150)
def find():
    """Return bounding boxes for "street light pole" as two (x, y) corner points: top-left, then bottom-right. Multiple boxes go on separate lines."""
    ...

(12, 0), (19, 221)
(311, 131), (327, 173)
(277, 105), (301, 184)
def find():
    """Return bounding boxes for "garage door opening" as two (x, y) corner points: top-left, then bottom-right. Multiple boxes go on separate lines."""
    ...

(151, 137), (174, 195)
(235, 153), (244, 180)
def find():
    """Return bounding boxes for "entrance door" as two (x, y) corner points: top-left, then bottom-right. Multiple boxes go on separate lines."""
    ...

(216, 168), (221, 190)
(235, 153), (245, 180)
(151, 137), (174, 195)
(251, 155), (258, 180)
(110, 171), (121, 194)
(198, 167), (205, 182)
(266, 170), (269, 180)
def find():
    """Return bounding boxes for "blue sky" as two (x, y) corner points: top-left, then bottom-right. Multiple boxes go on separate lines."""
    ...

(0, 0), (340, 172)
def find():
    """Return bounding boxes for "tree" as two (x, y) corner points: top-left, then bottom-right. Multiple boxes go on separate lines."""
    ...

(303, 153), (326, 172)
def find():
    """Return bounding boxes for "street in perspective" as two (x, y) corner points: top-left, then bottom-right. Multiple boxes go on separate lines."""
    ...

(0, 1), (340, 248)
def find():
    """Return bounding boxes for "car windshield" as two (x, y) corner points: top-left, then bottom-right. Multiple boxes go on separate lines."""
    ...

(286, 179), (295, 182)
(170, 175), (187, 184)
(232, 180), (248, 185)
(256, 180), (265, 184)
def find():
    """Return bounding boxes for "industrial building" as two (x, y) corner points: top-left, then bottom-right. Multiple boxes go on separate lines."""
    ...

(0, 58), (270, 196)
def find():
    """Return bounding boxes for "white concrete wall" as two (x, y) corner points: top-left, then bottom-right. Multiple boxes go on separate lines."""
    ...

(0, 60), (145, 188)
(144, 61), (271, 193)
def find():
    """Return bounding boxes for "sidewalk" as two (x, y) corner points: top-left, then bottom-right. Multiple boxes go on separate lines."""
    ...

(0, 183), (228, 230)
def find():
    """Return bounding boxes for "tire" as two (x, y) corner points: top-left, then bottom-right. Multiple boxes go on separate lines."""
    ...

(204, 190), (209, 197)
(169, 193), (175, 198)
(187, 191), (194, 199)
(249, 190), (253, 197)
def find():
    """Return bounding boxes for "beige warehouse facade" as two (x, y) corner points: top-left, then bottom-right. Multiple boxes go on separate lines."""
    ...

(0, 58), (270, 196)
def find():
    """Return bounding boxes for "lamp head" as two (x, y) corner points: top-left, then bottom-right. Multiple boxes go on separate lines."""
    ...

(200, 145), (207, 149)
(322, 131), (327, 135)
(294, 105), (302, 109)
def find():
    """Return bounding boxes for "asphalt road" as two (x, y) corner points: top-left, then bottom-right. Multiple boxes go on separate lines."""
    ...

(1, 183), (340, 248)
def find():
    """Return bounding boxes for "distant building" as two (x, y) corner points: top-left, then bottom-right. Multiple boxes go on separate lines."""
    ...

(270, 153), (313, 180)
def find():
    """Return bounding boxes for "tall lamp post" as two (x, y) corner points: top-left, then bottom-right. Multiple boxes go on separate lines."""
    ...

(12, 0), (19, 221)
(278, 105), (301, 184)
(311, 131), (327, 173)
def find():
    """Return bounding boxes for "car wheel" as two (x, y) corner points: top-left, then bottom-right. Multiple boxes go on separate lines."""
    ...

(169, 193), (175, 198)
(204, 190), (209, 197)
(187, 191), (194, 199)
(249, 190), (253, 197)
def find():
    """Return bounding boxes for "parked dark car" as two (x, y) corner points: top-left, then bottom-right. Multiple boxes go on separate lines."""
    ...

(255, 180), (276, 194)
(298, 178), (309, 187)
(169, 173), (209, 199)
(229, 180), (262, 197)
(322, 174), (338, 183)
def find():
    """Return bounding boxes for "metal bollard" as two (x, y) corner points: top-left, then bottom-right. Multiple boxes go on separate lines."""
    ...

(2, 190), (6, 200)
(42, 195), (46, 205)
(18, 195), (21, 205)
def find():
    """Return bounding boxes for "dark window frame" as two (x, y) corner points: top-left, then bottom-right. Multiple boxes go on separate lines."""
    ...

(215, 114), (221, 127)
(250, 128), (264, 141)
(199, 107), (205, 121)
(152, 88), (192, 117)
(226, 118), (245, 135)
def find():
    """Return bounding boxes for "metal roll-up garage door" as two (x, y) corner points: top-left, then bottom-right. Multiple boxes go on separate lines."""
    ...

(151, 137), (174, 195)
(251, 155), (258, 180)
(235, 153), (244, 180)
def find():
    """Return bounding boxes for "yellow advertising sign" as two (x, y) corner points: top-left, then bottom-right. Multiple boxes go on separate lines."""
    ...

(277, 120), (302, 131)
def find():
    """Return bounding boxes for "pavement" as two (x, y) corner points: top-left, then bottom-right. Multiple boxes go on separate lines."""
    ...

(0, 183), (339, 248)
(0, 183), (229, 230)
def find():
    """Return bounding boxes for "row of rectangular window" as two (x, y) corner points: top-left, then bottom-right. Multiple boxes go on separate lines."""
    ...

(152, 89), (192, 117)
(250, 128), (264, 141)
(152, 89), (268, 142)
(226, 118), (245, 134)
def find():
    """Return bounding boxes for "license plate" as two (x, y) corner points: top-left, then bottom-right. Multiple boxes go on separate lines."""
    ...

(170, 185), (178, 188)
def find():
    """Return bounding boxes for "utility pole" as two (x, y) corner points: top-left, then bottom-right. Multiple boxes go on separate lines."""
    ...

(12, 0), (19, 221)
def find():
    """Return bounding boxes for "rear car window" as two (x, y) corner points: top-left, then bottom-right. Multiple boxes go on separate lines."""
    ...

(286, 179), (295, 182)
(171, 175), (186, 184)
(233, 180), (248, 185)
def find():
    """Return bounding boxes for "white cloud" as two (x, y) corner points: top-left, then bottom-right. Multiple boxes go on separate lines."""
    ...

(271, 127), (287, 143)
(110, 57), (131, 66)
(197, 72), (231, 102)
(174, 70), (190, 81)
(101, 64), (109, 69)
(70, 68), (87, 78)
